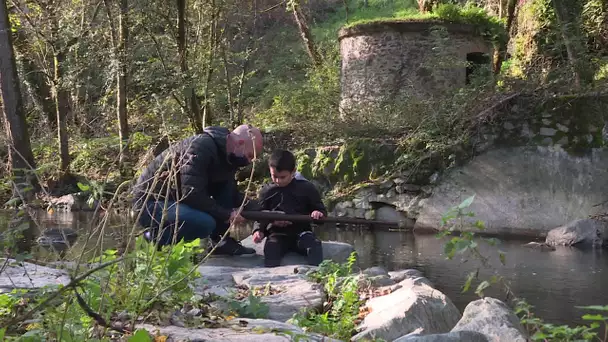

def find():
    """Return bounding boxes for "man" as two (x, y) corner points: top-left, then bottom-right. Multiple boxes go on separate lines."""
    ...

(132, 124), (263, 256)
(252, 149), (325, 267)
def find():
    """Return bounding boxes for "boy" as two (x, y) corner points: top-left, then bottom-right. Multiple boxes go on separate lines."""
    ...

(252, 150), (326, 267)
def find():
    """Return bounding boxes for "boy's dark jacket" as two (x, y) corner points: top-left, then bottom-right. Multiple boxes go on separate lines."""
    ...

(253, 179), (327, 237)
(131, 126), (259, 222)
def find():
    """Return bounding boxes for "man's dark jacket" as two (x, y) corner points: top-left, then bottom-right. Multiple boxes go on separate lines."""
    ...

(253, 179), (327, 238)
(132, 126), (256, 222)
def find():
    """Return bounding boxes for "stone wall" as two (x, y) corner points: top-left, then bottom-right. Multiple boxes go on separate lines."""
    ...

(329, 93), (608, 234)
(474, 94), (608, 154)
(332, 178), (432, 229)
(339, 20), (493, 115)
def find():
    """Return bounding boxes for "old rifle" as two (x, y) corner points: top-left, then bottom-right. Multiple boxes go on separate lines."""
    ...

(239, 210), (402, 227)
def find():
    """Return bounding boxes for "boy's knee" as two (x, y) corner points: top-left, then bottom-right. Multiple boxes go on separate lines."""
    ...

(297, 232), (320, 247)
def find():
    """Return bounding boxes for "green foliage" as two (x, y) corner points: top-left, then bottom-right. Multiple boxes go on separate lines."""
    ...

(128, 329), (153, 342)
(291, 252), (359, 340)
(227, 293), (270, 319)
(515, 300), (608, 341)
(1, 237), (204, 340)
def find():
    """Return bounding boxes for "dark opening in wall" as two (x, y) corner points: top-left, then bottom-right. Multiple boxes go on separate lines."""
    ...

(466, 52), (491, 84)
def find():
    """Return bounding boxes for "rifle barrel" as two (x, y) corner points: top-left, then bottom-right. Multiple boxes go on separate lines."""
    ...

(239, 211), (401, 227)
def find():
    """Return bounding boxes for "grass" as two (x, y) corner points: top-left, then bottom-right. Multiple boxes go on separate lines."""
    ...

(340, 3), (507, 48)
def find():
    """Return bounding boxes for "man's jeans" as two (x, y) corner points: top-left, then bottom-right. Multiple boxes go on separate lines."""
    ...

(138, 182), (234, 247)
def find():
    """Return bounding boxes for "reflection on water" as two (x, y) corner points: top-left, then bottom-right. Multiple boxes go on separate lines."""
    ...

(1, 210), (607, 326)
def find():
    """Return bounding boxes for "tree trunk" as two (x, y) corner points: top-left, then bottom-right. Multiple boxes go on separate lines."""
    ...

(291, 2), (321, 68)
(177, 0), (204, 133)
(201, 1), (220, 130)
(493, 0), (517, 74)
(551, 0), (591, 87)
(19, 54), (57, 127)
(52, 51), (71, 173)
(117, 0), (130, 174)
(0, 0), (38, 197)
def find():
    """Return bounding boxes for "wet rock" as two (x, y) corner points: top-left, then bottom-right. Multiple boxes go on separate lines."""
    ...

(545, 219), (608, 247)
(352, 272), (460, 341)
(136, 318), (341, 342)
(451, 297), (528, 342)
(523, 242), (556, 251)
(1, 259), (70, 292)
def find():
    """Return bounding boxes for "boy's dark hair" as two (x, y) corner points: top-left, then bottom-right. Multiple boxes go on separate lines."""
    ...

(268, 149), (296, 172)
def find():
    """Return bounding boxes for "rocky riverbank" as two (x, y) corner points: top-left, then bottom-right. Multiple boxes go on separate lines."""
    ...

(2, 236), (529, 341)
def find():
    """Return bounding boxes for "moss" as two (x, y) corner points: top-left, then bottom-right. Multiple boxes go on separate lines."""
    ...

(293, 140), (398, 190)
(342, 4), (507, 49)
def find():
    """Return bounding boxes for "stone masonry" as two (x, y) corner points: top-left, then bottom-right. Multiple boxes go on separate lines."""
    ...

(338, 20), (493, 115)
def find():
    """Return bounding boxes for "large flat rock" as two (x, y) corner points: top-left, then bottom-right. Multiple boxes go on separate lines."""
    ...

(137, 318), (341, 342)
(415, 146), (608, 237)
(195, 264), (324, 322)
(0, 259), (70, 292)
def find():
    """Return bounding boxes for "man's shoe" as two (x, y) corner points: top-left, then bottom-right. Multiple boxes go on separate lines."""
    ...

(211, 237), (256, 256)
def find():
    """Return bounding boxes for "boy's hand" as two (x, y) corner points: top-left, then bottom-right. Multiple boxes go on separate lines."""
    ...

(311, 211), (324, 220)
(266, 210), (291, 227)
(253, 231), (265, 243)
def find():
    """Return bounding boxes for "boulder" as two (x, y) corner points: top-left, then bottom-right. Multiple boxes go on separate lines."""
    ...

(0, 259), (70, 293)
(352, 271), (461, 341)
(451, 297), (528, 342)
(545, 219), (608, 247)
(415, 147), (608, 237)
(137, 318), (341, 342)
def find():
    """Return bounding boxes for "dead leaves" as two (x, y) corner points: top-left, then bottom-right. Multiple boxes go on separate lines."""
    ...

(358, 286), (394, 302)
(354, 286), (396, 324)
(232, 283), (284, 301)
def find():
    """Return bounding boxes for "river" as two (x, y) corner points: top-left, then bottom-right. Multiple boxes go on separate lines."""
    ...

(1, 209), (606, 327)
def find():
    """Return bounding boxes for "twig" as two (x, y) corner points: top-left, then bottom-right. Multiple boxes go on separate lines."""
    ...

(74, 286), (128, 334)
(4, 256), (127, 327)
(260, 0), (286, 13)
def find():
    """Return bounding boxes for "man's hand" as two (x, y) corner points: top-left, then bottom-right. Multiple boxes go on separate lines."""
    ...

(229, 210), (246, 225)
(253, 231), (265, 243)
(311, 210), (324, 220)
